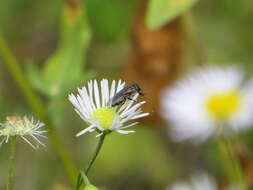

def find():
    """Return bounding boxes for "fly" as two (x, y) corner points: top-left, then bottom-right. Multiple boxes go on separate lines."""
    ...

(111, 84), (144, 107)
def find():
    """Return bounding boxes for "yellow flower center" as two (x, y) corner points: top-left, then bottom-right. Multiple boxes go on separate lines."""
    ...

(206, 91), (241, 121)
(92, 108), (119, 130)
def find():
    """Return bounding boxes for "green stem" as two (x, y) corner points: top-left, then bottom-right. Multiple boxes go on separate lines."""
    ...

(218, 137), (246, 190)
(6, 137), (17, 190)
(0, 35), (77, 184)
(76, 133), (106, 190)
(85, 134), (106, 175)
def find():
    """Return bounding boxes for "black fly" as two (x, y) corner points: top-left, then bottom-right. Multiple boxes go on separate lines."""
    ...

(111, 84), (144, 107)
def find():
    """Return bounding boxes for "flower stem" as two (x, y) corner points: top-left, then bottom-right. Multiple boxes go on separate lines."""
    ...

(75, 133), (106, 190)
(218, 137), (246, 190)
(0, 35), (77, 184)
(85, 134), (106, 175)
(6, 137), (17, 190)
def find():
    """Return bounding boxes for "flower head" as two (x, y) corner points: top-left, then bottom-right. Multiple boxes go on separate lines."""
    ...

(0, 116), (46, 149)
(161, 66), (253, 142)
(68, 79), (149, 137)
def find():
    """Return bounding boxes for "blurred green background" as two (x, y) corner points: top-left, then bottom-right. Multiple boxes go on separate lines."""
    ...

(0, 0), (253, 189)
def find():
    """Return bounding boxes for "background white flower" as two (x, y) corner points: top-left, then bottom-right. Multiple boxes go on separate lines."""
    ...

(167, 171), (240, 190)
(0, 116), (46, 149)
(69, 79), (149, 137)
(161, 66), (253, 142)
(167, 172), (218, 190)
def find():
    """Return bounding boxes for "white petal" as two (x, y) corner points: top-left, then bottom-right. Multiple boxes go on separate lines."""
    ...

(110, 116), (122, 130)
(116, 129), (135, 134)
(121, 122), (139, 129)
(110, 80), (116, 100)
(94, 80), (101, 108)
(21, 136), (36, 149)
(130, 113), (150, 120)
(32, 132), (47, 137)
(69, 94), (89, 119)
(121, 101), (146, 118)
(78, 87), (93, 113)
(103, 79), (110, 106)
(31, 134), (46, 147)
(101, 80), (105, 107)
(116, 80), (125, 93)
(101, 79), (109, 107)
(76, 125), (96, 137)
(79, 87), (93, 113)
(96, 133), (103, 138)
(121, 109), (142, 124)
(75, 96), (90, 118)
(88, 81), (96, 110)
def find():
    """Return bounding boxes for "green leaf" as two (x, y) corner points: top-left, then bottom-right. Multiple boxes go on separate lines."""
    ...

(26, 61), (51, 97)
(26, 2), (92, 98)
(85, 0), (135, 42)
(76, 172), (98, 190)
(84, 184), (98, 190)
(146, 0), (200, 30)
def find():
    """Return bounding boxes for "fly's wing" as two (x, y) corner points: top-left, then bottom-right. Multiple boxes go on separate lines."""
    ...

(110, 87), (128, 106)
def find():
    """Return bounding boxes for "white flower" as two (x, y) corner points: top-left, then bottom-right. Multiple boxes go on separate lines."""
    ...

(161, 66), (253, 142)
(0, 116), (47, 149)
(68, 79), (149, 137)
(167, 172), (217, 190)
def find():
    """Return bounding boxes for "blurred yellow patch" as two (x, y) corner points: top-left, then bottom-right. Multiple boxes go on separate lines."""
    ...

(170, 0), (185, 7)
(206, 91), (241, 120)
(52, 184), (71, 190)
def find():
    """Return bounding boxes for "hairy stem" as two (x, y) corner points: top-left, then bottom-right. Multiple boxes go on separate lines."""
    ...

(6, 137), (17, 190)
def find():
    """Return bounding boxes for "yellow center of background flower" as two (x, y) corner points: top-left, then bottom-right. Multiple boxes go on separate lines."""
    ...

(206, 91), (241, 120)
(92, 108), (118, 130)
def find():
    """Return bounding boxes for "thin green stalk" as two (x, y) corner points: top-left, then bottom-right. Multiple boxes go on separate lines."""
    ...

(85, 134), (106, 175)
(0, 35), (77, 184)
(218, 137), (246, 190)
(76, 133), (106, 190)
(6, 137), (17, 190)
